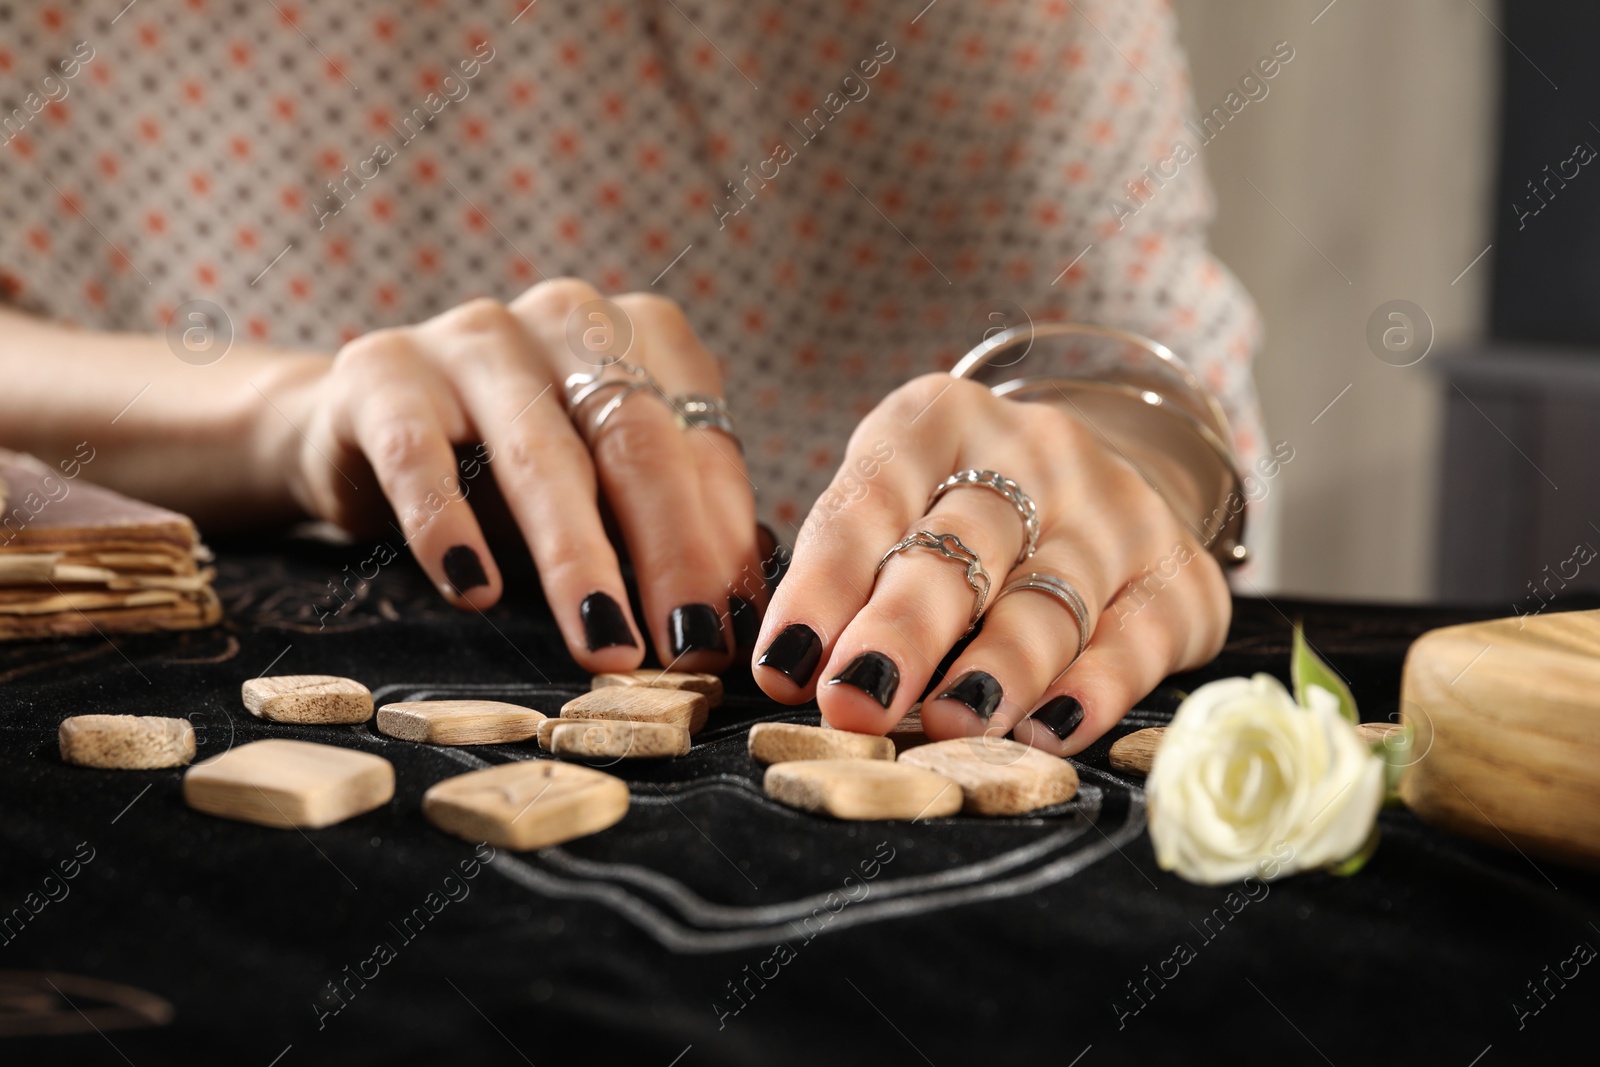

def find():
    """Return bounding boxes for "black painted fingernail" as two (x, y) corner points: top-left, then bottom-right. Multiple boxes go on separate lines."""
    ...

(727, 596), (761, 649)
(442, 545), (488, 595)
(1033, 695), (1084, 740)
(669, 604), (727, 656)
(936, 671), (1003, 721)
(757, 623), (823, 686)
(828, 652), (899, 708)
(580, 592), (636, 651)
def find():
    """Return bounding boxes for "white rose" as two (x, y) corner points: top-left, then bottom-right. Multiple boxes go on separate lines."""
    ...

(1146, 673), (1384, 885)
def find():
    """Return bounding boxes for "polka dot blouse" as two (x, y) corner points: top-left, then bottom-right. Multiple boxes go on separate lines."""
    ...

(0, 0), (1264, 535)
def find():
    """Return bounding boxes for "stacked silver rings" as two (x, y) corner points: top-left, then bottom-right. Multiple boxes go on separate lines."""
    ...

(997, 572), (1091, 663)
(563, 362), (670, 435)
(928, 469), (1039, 567)
(563, 361), (654, 411)
(565, 365), (741, 446)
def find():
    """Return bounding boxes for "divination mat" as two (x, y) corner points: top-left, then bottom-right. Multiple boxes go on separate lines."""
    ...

(1, 538), (1595, 1064)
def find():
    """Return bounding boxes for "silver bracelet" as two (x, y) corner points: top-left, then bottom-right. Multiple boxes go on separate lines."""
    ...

(950, 322), (1248, 567)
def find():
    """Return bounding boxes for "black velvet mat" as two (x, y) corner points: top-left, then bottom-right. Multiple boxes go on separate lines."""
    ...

(1, 540), (1596, 1064)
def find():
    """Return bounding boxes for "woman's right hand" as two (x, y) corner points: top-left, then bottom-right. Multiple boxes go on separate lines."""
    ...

(268, 278), (760, 674)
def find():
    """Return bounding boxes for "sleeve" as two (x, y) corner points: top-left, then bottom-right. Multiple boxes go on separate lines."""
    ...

(1043, 0), (1269, 475)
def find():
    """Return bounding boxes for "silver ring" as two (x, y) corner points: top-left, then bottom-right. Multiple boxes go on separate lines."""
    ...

(876, 531), (991, 635)
(564, 361), (653, 411)
(565, 363), (675, 440)
(590, 381), (675, 433)
(928, 469), (1039, 567)
(672, 393), (740, 446)
(998, 572), (1091, 663)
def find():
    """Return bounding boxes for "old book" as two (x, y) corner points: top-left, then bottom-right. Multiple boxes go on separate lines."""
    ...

(0, 450), (220, 639)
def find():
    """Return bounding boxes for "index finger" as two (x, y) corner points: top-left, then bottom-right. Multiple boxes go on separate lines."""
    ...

(415, 297), (647, 672)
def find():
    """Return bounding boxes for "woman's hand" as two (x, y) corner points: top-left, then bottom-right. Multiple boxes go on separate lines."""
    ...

(272, 278), (759, 674)
(752, 374), (1231, 755)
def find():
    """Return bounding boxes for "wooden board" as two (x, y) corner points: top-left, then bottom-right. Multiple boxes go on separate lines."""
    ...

(241, 675), (373, 725)
(182, 739), (394, 829)
(549, 719), (690, 760)
(375, 700), (546, 746)
(58, 714), (195, 769)
(748, 721), (895, 764)
(1400, 608), (1600, 869)
(898, 737), (1079, 815)
(422, 760), (630, 850)
(591, 669), (723, 708)
(763, 759), (963, 821)
(561, 687), (708, 734)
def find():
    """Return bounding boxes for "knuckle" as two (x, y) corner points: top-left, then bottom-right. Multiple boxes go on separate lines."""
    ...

(849, 476), (903, 526)
(1132, 478), (1180, 533)
(1029, 403), (1096, 456)
(1149, 616), (1184, 668)
(614, 291), (693, 344)
(333, 328), (409, 378)
(500, 430), (539, 471)
(841, 416), (891, 460)
(807, 467), (898, 538)
(888, 372), (961, 417)
(614, 290), (686, 327)
(1095, 451), (1168, 527)
(614, 292), (721, 379)
(502, 427), (593, 487)
(440, 297), (518, 338)
(514, 276), (602, 320)
(367, 419), (436, 472)
(592, 412), (672, 470)
(534, 541), (604, 590)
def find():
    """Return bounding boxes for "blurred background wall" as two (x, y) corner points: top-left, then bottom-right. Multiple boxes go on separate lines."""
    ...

(1171, 0), (1500, 602)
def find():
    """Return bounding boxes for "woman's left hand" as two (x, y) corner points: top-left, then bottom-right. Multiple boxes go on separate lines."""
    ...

(752, 374), (1232, 755)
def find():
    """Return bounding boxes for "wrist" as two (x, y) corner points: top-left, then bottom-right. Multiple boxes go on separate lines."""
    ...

(245, 352), (330, 523)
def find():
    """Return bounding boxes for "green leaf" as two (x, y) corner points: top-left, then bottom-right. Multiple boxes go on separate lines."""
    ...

(1326, 825), (1380, 877)
(1372, 721), (1415, 805)
(1291, 621), (1359, 725)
